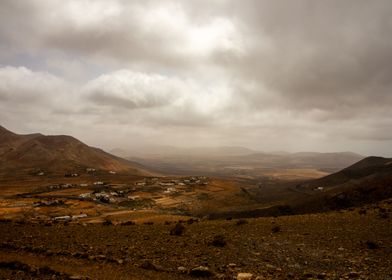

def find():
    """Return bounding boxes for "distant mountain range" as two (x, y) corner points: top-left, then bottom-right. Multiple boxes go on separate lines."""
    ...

(0, 125), (368, 180)
(111, 145), (258, 158)
(113, 146), (364, 176)
(0, 126), (149, 176)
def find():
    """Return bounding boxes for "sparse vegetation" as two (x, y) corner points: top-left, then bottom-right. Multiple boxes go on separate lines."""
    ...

(102, 218), (113, 226)
(170, 223), (186, 236)
(210, 235), (226, 247)
(271, 225), (281, 233)
(365, 240), (380, 250)
(120, 220), (135, 226)
(236, 219), (248, 225)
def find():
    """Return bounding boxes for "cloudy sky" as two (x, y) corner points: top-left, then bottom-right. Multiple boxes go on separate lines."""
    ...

(1, 0), (392, 156)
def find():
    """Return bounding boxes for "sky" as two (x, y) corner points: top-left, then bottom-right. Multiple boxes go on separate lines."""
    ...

(0, 0), (392, 156)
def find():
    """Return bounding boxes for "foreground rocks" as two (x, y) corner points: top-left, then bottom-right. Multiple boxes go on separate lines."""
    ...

(0, 199), (391, 279)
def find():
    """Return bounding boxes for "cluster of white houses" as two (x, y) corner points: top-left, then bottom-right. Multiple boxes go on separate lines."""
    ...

(75, 176), (210, 204)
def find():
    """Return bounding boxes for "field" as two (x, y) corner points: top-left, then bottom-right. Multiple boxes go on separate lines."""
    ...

(0, 164), (329, 224)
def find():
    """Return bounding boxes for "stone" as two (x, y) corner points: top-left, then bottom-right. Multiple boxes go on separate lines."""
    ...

(140, 260), (162, 271)
(211, 235), (226, 247)
(237, 272), (254, 280)
(317, 272), (327, 279)
(265, 264), (276, 269)
(190, 266), (213, 277)
(303, 272), (314, 278)
(348, 272), (360, 278)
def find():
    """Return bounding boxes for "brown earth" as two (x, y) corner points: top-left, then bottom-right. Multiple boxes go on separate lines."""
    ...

(0, 199), (391, 280)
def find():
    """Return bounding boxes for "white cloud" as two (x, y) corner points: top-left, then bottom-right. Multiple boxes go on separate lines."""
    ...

(85, 70), (182, 109)
(0, 66), (70, 104)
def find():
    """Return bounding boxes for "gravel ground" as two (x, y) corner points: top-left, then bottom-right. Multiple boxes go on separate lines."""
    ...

(0, 200), (391, 280)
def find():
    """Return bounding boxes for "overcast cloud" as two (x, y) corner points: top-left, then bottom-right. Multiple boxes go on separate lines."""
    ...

(0, 0), (391, 156)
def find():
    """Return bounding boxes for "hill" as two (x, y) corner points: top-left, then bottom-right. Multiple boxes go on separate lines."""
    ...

(287, 156), (392, 213)
(303, 156), (392, 189)
(0, 126), (149, 177)
(206, 156), (392, 219)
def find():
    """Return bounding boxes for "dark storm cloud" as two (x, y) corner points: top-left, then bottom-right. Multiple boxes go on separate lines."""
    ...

(0, 0), (391, 155)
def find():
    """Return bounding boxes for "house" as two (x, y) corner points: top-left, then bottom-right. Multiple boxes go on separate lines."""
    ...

(79, 193), (91, 198)
(159, 182), (174, 186)
(94, 192), (110, 203)
(72, 214), (87, 219)
(53, 215), (71, 221)
(164, 187), (177, 193)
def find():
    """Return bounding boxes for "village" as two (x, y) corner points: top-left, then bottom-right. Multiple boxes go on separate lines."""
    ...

(77, 176), (210, 203)
(1, 175), (212, 223)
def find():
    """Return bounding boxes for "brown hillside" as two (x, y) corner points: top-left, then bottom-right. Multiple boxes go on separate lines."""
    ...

(291, 156), (392, 213)
(0, 126), (150, 176)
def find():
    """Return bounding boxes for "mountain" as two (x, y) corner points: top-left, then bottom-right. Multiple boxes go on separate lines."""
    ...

(294, 156), (392, 211)
(0, 126), (150, 176)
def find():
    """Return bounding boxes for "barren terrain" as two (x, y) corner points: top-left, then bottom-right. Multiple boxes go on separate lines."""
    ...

(0, 199), (391, 280)
(1, 128), (391, 279)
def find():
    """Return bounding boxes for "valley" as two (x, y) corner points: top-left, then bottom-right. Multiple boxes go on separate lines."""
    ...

(0, 126), (391, 279)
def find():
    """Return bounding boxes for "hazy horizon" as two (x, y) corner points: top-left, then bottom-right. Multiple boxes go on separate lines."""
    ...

(1, 1), (392, 157)
(0, 124), (373, 158)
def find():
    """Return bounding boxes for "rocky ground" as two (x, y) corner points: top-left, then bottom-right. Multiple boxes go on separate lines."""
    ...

(0, 199), (391, 280)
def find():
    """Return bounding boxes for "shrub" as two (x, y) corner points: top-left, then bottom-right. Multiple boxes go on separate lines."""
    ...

(170, 223), (185, 236)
